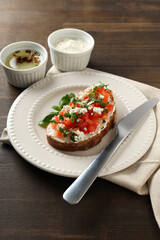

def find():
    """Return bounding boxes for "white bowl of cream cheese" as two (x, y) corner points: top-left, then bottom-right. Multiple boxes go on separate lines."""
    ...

(48, 28), (94, 71)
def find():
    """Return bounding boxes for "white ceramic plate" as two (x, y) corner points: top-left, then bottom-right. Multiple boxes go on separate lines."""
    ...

(7, 71), (156, 177)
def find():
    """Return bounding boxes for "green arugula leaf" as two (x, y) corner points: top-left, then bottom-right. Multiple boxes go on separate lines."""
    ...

(52, 105), (61, 112)
(59, 93), (75, 109)
(51, 119), (58, 124)
(69, 93), (75, 99)
(59, 94), (70, 108)
(38, 112), (58, 128)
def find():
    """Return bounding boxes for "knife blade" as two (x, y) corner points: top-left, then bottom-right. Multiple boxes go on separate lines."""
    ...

(63, 97), (159, 204)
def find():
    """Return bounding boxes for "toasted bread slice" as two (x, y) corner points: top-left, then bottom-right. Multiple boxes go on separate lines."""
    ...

(45, 82), (116, 151)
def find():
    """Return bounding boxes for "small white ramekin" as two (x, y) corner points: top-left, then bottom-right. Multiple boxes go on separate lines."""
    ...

(0, 41), (48, 88)
(48, 28), (94, 71)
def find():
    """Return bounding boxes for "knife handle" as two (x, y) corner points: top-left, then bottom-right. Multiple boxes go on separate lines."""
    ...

(63, 133), (122, 204)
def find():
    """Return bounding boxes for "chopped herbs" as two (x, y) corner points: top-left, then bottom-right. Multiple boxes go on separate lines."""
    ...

(70, 112), (78, 122)
(93, 82), (108, 92)
(59, 128), (71, 137)
(59, 114), (64, 120)
(93, 99), (109, 107)
(70, 134), (76, 142)
(64, 112), (70, 118)
(103, 108), (109, 113)
(71, 97), (81, 105)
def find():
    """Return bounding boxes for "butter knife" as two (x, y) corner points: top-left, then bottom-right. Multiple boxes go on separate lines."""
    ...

(63, 98), (159, 204)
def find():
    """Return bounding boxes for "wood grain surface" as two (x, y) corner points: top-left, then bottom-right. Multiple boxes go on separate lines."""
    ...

(0, 0), (160, 239)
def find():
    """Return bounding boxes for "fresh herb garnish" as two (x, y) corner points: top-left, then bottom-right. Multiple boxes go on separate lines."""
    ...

(52, 105), (61, 112)
(38, 112), (58, 128)
(59, 93), (75, 108)
(39, 92), (76, 128)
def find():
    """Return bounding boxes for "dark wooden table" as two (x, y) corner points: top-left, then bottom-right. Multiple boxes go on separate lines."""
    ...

(0, 0), (160, 239)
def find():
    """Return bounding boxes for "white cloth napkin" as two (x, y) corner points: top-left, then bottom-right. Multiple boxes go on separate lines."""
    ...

(1, 66), (160, 227)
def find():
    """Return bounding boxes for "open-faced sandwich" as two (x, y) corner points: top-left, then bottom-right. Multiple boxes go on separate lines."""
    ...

(38, 82), (116, 151)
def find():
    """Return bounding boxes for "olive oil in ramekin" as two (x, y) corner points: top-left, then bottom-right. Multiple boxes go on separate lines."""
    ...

(5, 49), (43, 70)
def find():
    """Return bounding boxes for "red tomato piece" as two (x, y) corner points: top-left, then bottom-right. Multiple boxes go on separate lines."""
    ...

(69, 102), (75, 107)
(76, 103), (82, 107)
(77, 120), (87, 128)
(51, 122), (57, 129)
(106, 90), (113, 96)
(63, 118), (75, 128)
(54, 130), (64, 138)
(86, 118), (93, 125)
(105, 104), (114, 112)
(60, 109), (65, 115)
(94, 102), (101, 108)
(84, 95), (89, 100)
(102, 113), (108, 120)
(88, 125), (96, 132)
(54, 116), (60, 123)
(93, 112), (102, 118)
(79, 113), (89, 121)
